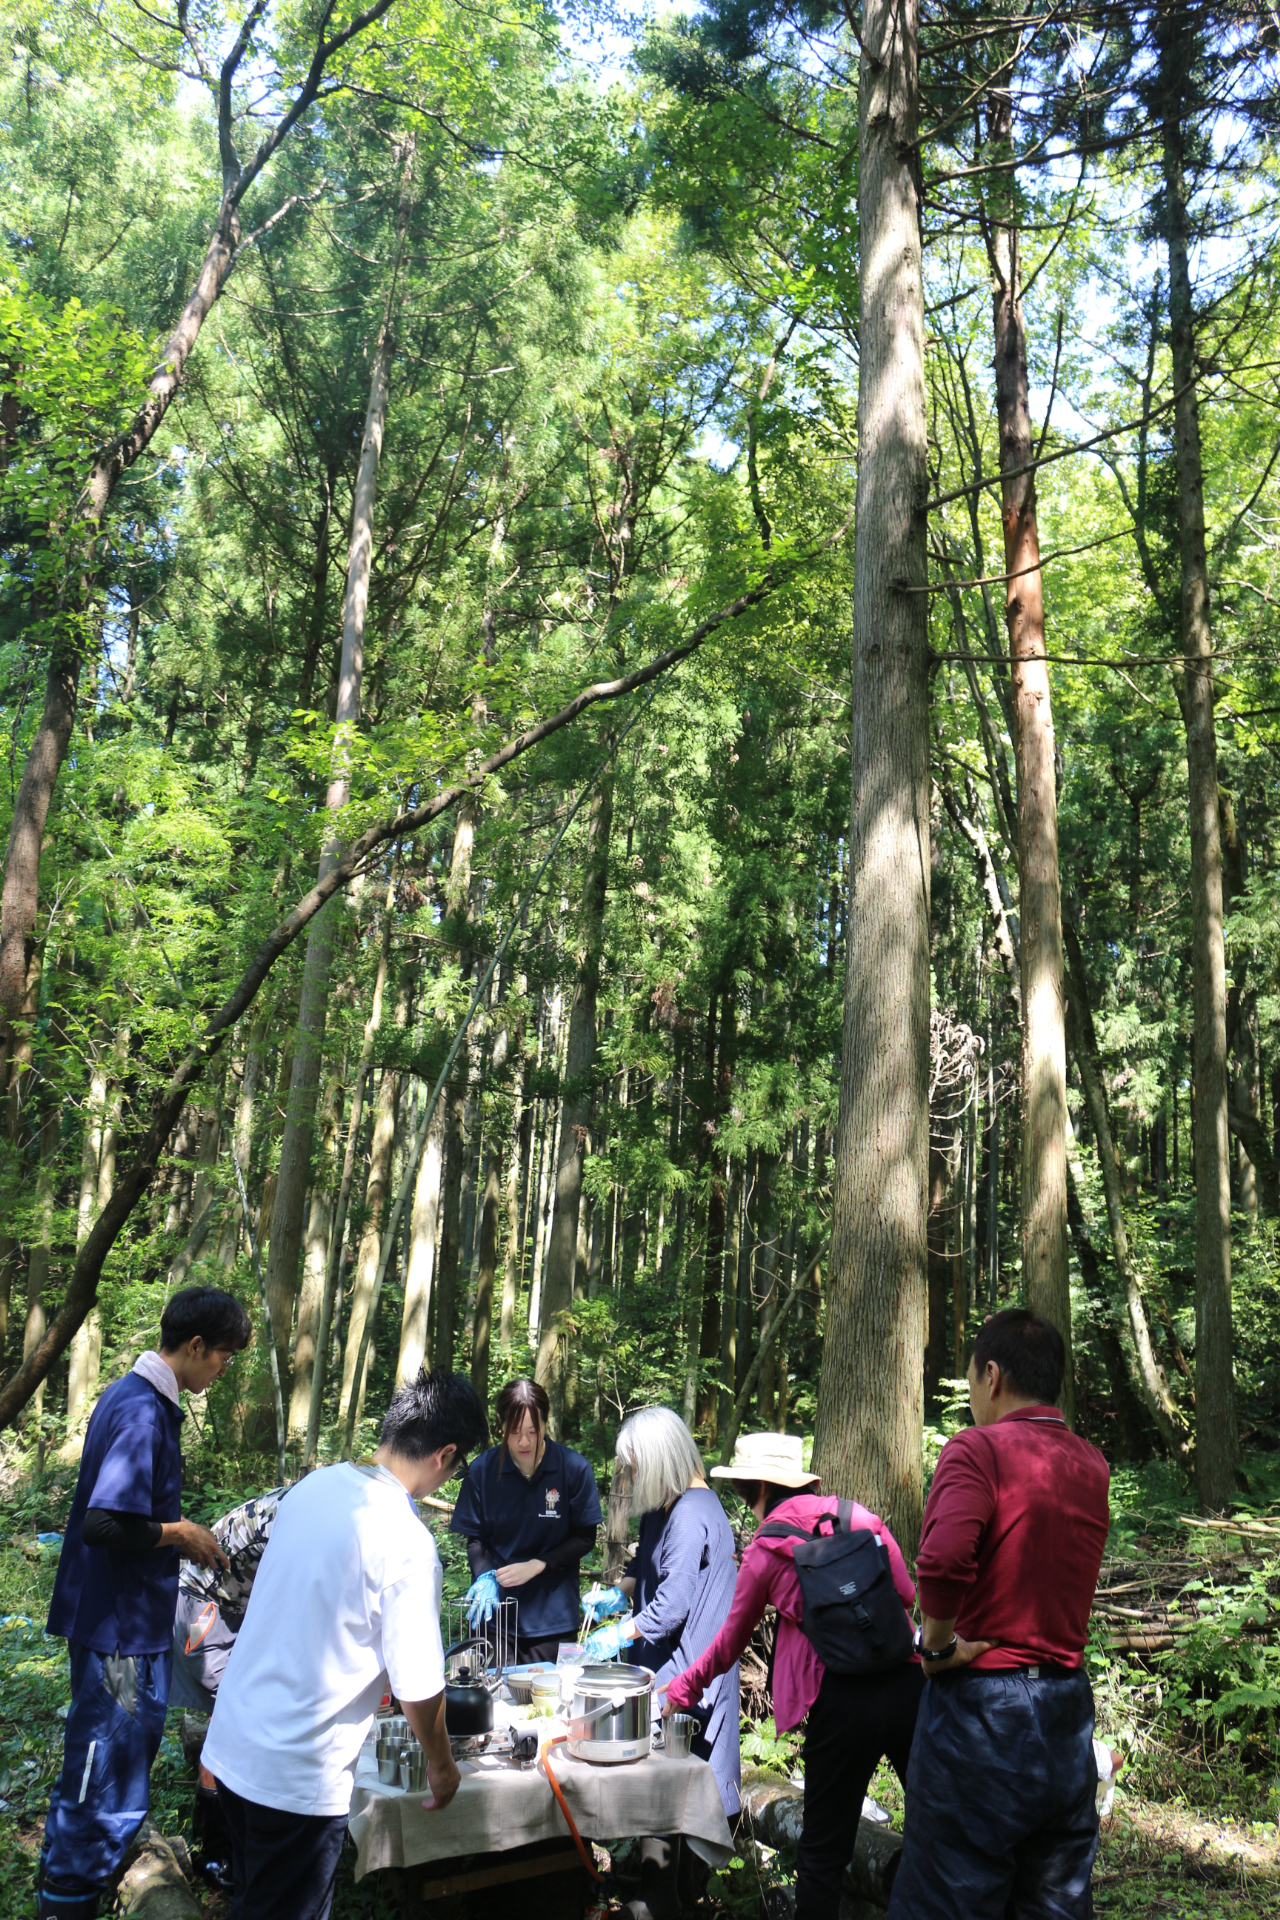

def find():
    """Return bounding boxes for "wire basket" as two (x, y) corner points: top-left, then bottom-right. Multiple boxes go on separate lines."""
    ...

(445, 1594), (518, 1679)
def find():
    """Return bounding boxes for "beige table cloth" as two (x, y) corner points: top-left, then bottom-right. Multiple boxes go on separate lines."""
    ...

(348, 1728), (734, 1881)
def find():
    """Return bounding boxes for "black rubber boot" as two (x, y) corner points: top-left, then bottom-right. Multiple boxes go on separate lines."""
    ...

(192, 1780), (235, 1892)
(34, 1878), (102, 1920)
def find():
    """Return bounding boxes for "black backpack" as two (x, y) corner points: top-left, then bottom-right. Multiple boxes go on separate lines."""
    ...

(756, 1500), (915, 1677)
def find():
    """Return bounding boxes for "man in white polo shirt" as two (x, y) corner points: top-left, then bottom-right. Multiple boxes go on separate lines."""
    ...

(202, 1370), (489, 1920)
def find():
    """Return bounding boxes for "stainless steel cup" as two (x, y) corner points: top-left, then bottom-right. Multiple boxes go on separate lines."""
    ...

(663, 1714), (695, 1759)
(376, 1743), (403, 1785)
(399, 1744), (429, 1792)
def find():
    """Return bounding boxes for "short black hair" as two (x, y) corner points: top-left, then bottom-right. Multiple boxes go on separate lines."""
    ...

(160, 1286), (251, 1354)
(972, 1309), (1065, 1404)
(379, 1369), (489, 1464)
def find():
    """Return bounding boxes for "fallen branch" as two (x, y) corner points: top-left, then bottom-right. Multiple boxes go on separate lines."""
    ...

(1178, 1514), (1280, 1538)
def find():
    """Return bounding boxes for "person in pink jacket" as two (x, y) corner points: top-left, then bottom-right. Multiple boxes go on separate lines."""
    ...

(664, 1432), (923, 1920)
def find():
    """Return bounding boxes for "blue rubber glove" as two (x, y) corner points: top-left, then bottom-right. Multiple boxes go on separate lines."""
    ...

(464, 1572), (500, 1629)
(581, 1586), (628, 1620)
(581, 1620), (628, 1661)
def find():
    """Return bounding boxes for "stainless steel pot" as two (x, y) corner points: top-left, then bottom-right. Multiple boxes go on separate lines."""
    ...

(565, 1663), (654, 1765)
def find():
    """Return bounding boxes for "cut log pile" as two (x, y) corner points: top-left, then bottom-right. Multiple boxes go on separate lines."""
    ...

(1092, 1519), (1280, 1655)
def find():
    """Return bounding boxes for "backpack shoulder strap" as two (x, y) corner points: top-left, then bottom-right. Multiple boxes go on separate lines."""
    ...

(755, 1522), (810, 1542)
(837, 1499), (854, 1533)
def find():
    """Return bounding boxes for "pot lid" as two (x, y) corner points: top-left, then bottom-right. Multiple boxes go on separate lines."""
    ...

(575, 1664), (654, 1693)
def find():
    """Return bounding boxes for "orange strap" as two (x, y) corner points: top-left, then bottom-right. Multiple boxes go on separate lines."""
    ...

(540, 1735), (603, 1883)
(185, 1601), (219, 1655)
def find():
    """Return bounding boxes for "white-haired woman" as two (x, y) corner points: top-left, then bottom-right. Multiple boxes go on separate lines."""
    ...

(581, 1408), (740, 1914)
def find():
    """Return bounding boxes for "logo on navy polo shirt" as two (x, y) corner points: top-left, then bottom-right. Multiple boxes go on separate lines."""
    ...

(544, 1488), (560, 1516)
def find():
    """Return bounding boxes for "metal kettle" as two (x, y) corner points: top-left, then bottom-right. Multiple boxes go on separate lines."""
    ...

(443, 1636), (496, 1738)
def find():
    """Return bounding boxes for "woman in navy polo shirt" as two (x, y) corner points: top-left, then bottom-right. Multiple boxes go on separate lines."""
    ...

(451, 1379), (601, 1662)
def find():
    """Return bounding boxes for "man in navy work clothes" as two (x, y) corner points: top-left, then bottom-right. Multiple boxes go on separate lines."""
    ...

(887, 1309), (1110, 1920)
(452, 1377), (602, 1661)
(37, 1286), (250, 1920)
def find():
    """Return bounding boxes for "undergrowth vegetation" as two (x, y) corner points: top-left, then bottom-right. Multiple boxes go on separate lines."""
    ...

(2, 1438), (1277, 1918)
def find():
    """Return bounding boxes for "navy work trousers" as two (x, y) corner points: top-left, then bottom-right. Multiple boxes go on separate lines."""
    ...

(216, 1778), (349, 1920)
(887, 1666), (1099, 1920)
(38, 1641), (171, 1917)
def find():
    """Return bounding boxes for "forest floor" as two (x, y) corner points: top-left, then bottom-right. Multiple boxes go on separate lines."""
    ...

(0, 1449), (1276, 1918)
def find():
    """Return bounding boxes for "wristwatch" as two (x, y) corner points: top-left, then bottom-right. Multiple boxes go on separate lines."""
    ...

(913, 1626), (958, 1664)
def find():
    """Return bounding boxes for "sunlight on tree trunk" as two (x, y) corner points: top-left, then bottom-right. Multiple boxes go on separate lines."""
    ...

(813, 0), (929, 1555)
(1158, 7), (1237, 1509)
(398, 1097), (446, 1384)
(986, 86), (1072, 1419)
(472, 1152), (501, 1399)
(536, 775), (612, 1431)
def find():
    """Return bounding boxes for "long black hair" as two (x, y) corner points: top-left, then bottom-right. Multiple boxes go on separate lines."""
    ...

(494, 1378), (550, 1471)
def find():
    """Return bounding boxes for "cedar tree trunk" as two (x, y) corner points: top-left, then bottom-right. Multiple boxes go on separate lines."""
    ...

(265, 321), (392, 1377)
(536, 773), (613, 1430)
(813, 0), (930, 1555)
(1158, 9), (1237, 1507)
(987, 88), (1072, 1416)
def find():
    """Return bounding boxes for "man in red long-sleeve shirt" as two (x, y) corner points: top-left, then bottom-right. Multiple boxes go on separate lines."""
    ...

(887, 1309), (1110, 1920)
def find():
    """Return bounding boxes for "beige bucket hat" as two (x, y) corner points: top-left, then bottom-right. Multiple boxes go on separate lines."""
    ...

(711, 1431), (820, 1490)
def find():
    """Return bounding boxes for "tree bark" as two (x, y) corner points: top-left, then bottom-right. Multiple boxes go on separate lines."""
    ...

(698, 1000), (733, 1435)
(1065, 1155), (1152, 1457)
(1158, 8), (1237, 1507)
(300, 869), (396, 1461)
(1227, 1098), (1278, 1217)
(287, 1065), (342, 1438)
(986, 89), (1071, 1415)
(719, 1161), (743, 1431)
(435, 800), (480, 1373)
(813, 0), (930, 1555)
(499, 1009), (527, 1347)
(752, 1155), (780, 1427)
(24, 1123), (54, 1453)
(721, 1247), (824, 1465)
(65, 1043), (110, 1430)
(0, 942), (43, 1355)
(339, 956), (411, 1434)
(264, 314), (394, 1378)
(1063, 923), (1193, 1463)
(471, 1150), (500, 1399)
(338, 1064), (399, 1428)
(925, 1132), (953, 1406)
(398, 1094), (446, 1383)
(23, 945), (69, 1453)
(537, 778), (613, 1428)
(528, 988), (565, 1338)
